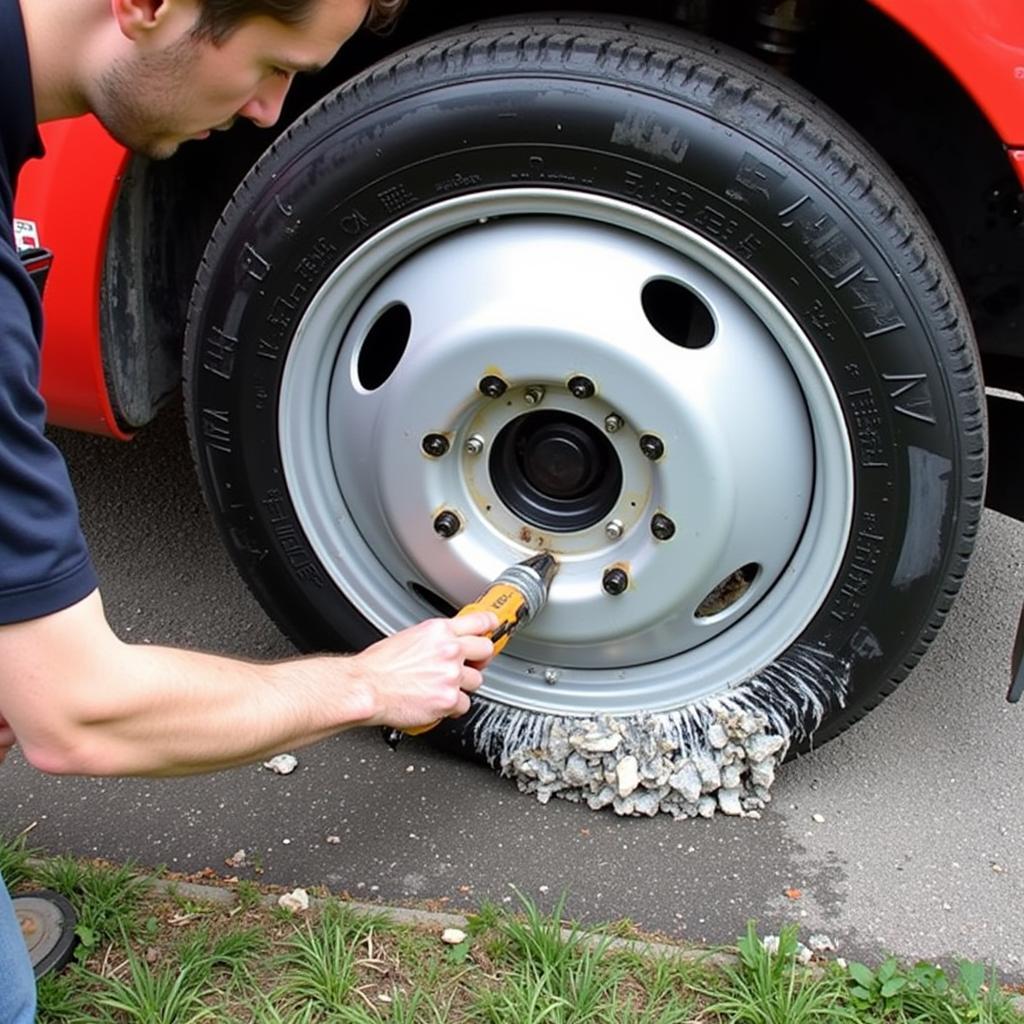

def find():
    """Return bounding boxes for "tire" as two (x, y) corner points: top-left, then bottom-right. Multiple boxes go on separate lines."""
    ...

(184, 18), (984, 807)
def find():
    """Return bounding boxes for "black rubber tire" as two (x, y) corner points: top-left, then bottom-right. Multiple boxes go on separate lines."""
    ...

(184, 17), (984, 752)
(13, 890), (78, 978)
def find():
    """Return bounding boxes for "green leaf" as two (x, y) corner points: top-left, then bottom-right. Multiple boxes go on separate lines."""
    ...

(878, 958), (899, 983)
(446, 940), (471, 964)
(849, 986), (873, 1001)
(848, 962), (875, 988)
(958, 960), (985, 1000)
(880, 976), (907, 998)
(74, 924), (96, 949)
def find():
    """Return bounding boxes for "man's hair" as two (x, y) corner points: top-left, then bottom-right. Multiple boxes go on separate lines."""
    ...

(193, 0), (406, 43)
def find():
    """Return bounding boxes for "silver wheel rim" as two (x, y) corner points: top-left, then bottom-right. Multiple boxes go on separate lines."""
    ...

(279, 189), (853, 715)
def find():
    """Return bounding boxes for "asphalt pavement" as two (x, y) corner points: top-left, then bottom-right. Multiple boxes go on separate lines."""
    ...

(2, 408), (1022, 975)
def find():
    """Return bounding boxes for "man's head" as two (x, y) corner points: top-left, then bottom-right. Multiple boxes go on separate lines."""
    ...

(191, 0), (405, 42)
(89, 0), (401, 160)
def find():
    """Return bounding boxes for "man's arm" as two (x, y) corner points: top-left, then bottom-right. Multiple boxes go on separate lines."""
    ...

(0, 590), (495, 777)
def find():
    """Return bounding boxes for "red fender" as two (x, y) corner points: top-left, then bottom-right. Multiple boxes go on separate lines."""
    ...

(869, 0), (1024, 146)
(15, 116), (131, 438)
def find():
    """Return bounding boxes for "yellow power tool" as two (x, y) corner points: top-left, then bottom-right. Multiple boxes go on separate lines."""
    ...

(382, 552), (559, 749)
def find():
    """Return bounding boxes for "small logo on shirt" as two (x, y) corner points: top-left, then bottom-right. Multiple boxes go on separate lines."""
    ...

(13, 219), (39, 252)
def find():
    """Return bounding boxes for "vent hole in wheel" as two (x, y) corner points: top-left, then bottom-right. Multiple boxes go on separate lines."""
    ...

(695, 563), (759, 619)
(357, 303), (411, 390)
(642, 279), (715, 349)
(409, 582), (458, 618)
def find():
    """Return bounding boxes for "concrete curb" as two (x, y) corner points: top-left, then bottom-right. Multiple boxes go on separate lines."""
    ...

(147, 876), (735, 969)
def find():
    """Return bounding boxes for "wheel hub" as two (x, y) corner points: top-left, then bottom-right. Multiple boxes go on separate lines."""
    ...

(491, 410), (623, 532)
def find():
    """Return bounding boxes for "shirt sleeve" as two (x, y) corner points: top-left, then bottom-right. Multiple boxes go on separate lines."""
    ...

(0, 233), (98, 624)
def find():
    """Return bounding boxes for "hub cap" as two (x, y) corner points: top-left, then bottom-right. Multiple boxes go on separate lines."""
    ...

(279, 190), (853, 714)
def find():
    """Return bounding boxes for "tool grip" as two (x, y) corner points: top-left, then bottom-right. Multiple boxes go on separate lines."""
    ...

(458, 584), (529, 656)
(383, 582), (533, 748)
(399, 593), (527, 738)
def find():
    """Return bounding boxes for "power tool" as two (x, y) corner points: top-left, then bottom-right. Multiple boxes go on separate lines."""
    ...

(382, 552), (559, 749)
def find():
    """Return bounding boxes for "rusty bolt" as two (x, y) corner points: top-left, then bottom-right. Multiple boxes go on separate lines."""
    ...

(433, 510), (461, 538)
(639, 433), (665, 461)
(568, 375), (596, 399)
(422, 433), (449, 457)
(479, 375), (508, 399)
(651, 513), (676, 541)
(602, 567), (629, 595)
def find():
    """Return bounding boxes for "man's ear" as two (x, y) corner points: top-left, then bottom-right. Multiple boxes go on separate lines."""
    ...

(111, 0), (195, 41)
(110, 0), (162, 40)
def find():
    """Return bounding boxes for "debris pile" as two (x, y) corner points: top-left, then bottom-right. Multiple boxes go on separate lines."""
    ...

(466, 644), (850, 819)
(505, 707), (785, 819)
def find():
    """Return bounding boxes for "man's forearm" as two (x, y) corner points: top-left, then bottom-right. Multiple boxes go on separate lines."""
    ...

(3, 597), (374, 775)
(0, 591), (494, 778)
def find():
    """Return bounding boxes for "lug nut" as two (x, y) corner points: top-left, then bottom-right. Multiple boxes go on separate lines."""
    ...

(602, 567), (629, 596)
(639, 433), (665, 460)
(479, 375), (508, 399)
(651, 513), (676, 541)
(464, 434), (484, 455)
(544, 669), (560, 686)
(605, 519), (624, 540)
(523, 385), (546, 406)
(433, 510), (461, 538)
(568, 375), (596, 399)
(422, 433), (449, 457)
(604, 413), (624, 433)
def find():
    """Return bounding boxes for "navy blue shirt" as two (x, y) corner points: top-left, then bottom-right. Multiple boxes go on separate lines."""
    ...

(0, 0), (98, 623)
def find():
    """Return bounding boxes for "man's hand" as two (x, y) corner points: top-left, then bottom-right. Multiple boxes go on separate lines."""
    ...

(351, 613), (498, 730)
(0, 714), (15, 765)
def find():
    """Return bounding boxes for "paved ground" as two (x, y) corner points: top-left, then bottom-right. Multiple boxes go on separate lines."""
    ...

(2, 409), (1022, 975)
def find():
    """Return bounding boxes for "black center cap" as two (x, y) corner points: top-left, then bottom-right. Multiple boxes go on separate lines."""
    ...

(524, 426), (600, 498)
(490, 411), (622, 532)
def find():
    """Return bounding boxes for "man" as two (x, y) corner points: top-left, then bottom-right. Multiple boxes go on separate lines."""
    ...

(0, 0), (496, 1016)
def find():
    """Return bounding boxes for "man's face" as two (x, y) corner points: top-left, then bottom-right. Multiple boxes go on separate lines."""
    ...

(93, 0), (369, 160)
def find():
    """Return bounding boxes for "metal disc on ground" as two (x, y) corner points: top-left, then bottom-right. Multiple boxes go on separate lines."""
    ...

(14, 890), (78, 977)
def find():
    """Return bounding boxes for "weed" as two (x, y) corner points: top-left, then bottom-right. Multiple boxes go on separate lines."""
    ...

(846, 956), (1022, 1023)
(700, 922), (857, 1024)
(35, 970), (86, 1023)
(466, 900), (503, 934)
(34, 856), (149, 948)
(84, 951), (216, 1023)
(233, 878), (263, 912)
(271, 904), (374, 1011)
(0, 830), (35, 888)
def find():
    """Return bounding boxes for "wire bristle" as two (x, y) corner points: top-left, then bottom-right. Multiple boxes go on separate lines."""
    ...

(461, 644), (851, 819)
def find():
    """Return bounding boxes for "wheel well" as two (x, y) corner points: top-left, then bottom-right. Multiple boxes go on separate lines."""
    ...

(103, 0), (1024, 429)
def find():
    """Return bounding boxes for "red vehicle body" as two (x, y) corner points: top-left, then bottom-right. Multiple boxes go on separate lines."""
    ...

(12, 0), (1024, 800)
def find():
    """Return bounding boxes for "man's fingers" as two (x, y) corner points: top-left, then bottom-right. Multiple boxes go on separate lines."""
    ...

(460, 665), (484, 692)
(450, 611), (499, 637)
(449, 691), (472, 718)
(460, 634), (494, 663)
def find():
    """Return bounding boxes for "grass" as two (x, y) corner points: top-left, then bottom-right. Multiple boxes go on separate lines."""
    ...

(2, 833), (1021, 1024)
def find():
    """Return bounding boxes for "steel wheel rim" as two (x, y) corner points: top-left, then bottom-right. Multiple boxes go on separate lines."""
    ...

(279, 188), (854, 715)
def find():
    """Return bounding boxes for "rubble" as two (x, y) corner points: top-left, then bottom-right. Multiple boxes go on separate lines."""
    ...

(263, 753), (298, 775)
(464, 644), (849, 820)
(277, 888), (310, 912)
